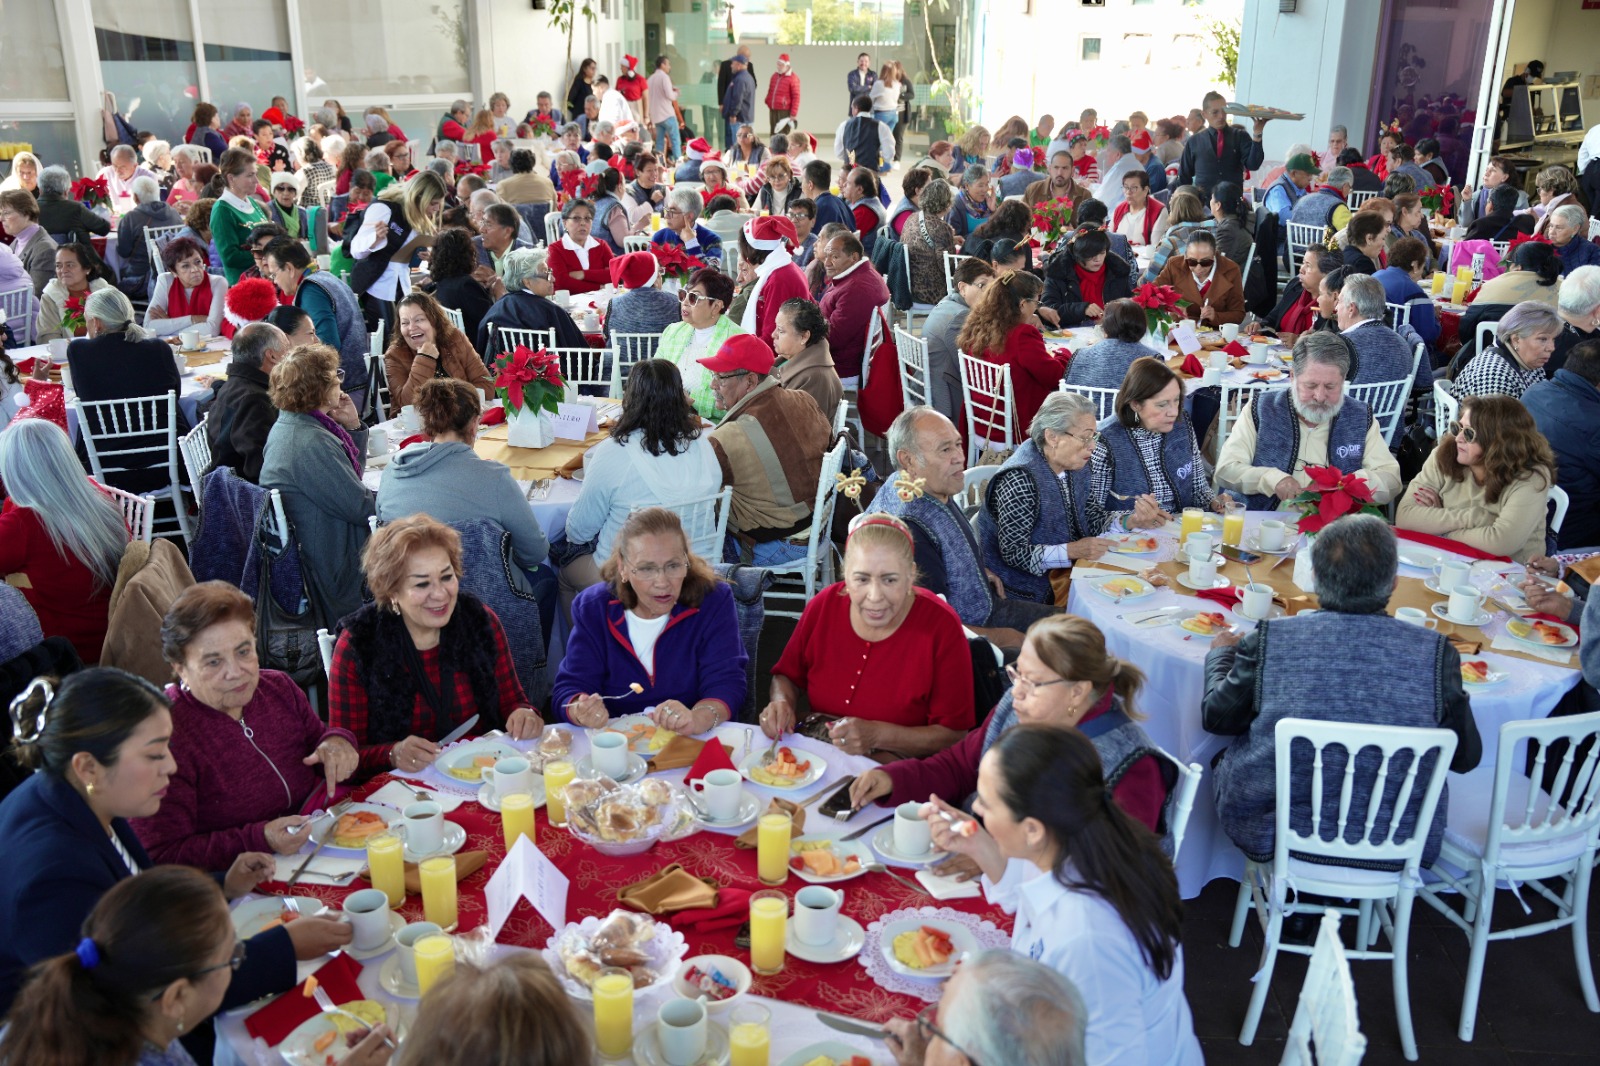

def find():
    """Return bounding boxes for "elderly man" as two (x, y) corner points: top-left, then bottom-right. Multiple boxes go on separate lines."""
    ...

(496, 148), (556, 207)
(1023, 152), (1094, 218)
(1289, 164), (1354, 248)
(721, 56), (756, 150)
(886, 949), (1088, 1066)
(111, 175), (182, 298)
(525, 91), (566, 128)
(32, 165), (110, 248)
(1204, 515), (1481, 867)
(818, 231), (891, 384)
(474, 202), (533, 288)
(1264, 153), (1315, 256)
(1217, 332), (1402, 510)
(700, 334), (833, 565)
(1551, 264), (1600, 376)
(1321, 124), (1349, 172)
(468, 188), (535, 246)
(1094, 136), (1141, 210)
(834, 95), (895, 172)
(96, 144), (156, 215)
(1176, 91), (1266, 197)
(1336, 273), (1414, 384)
(435, 99), (470, 147)
(1523, 339), (1600, 550)
(867, 407), (1062, 642)
(207, 322), (287, 483)
(1548, 204), (1600, 276)
(1153, 230), (1245, 325)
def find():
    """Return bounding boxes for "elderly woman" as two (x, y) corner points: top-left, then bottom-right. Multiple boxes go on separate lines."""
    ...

(1530, 164), (1583, 238)
(978, 393), (1113, 603)
(1064, 299), (1152, 388)
(1044, 229), (1134, 327)
(297, 138), (335, 208)
(1139, 186), (1211, 284)
(378, 380), (551, 602)
(1465, 241), (1562, 342)
(129, 582), (360, 868)
(886, 165), (931, 236)
(1547, 204), (1600, 276)
(558, 360), (722, 607)
(334, 139), (365, 196)
(730, 124), (767, 167)
(1397, 394), (1555, 562)
(387, 954), (585, 1065)
(550, 145), (586, 193)
(385, 291), (494, 407)
(488, 137), (515, 184)
(756, 156), (800, 215)
(0, 150), (39, 195)
(770, 297), (843, 419)
(589, 167), (636, 255)
(1387, 192), (1438, 269)
(696, 160), (748, 212)
(0, 420), (129, 664)
(759, 513), (973, 760)
(652, 186), (725, 264)
(329, 516), (543, 774)
(476, 247), (588, 355)
(603, 250), (680, 343)
(35, 165), (111, 245)
(144, 235), (228, 338)
(546, 198), (613, 295)
(946, 163), (996, 240)
(657, 267), (744, 418)
(1451, 300), (1563, 400)
(554, 507), (746, 729)
(1153, 229), (1245, 325)
(0, 188), (59, 297)
(209, 148), (270, 284)
(904, 178), (957, 306)
(364, 148), (395, 193)
(951, 124), (990, 172)
(258, 343), (373, 622)
(957, 269), (1067, 433)
(185, 101), (229, 158)
(164, 145), (206, 207)
(114, 176), (183, 297)
(1090, 356), (1223, 532)
(1209, 181), (1252, 266)
(36, 243), (115, 342)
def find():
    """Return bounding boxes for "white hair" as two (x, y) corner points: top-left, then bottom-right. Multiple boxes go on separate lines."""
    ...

(666, 186), (702, 218)
(1338, 273), (1386, 321)
(322, 134), (348, 162)
(365, 148), (389, 168)
(141, 139), (171, 168)
(942, 951), (1088, 1066)
(500, 246), (551, 291)
(0, 421), (129, 590)
(1028, 390), (1096, 448)
(1552, 204), (1588, 231)
(130, 176), (161, 204)
(1558, 265), (1600, 317)
(365, 113), (388, 132)
(110, 144), (136, 163)
(83, 287), (150, 342)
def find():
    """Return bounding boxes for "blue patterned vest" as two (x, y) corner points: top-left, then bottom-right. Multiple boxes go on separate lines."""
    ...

(975, 440), (1092, 603)
(1290, 187), (1346, 230)
(866, 477), (992, 624)
(1242, 390), (1372, 512)
(1211, 612), (1455, 866)
(1096, 416), (1203, 513)
(297, 270), (371, 394)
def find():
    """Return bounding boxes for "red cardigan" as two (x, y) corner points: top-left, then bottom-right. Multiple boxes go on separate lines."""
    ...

(0, 501), (118, 665)
(547, 240), (614, 295)
(979, 322), (1068, 436)
(751, 262), (811, 346)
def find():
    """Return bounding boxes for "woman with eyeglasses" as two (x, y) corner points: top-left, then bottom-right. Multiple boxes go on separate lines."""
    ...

(651, 186), (725, 264)
(547, 198), (614, 296)
(554, 507), (746, 733)
(475, 247), (588, 356)
(1396, 393), (1556, 562)
(957, 269), (1068, 435)
(655, 267), (746, 418)
(1089, 356), (1225, 533)
(924, 723), (1201, 1066)
(143, 236), (228, 338)
(0, 669), (352, 1021)
(262, 237), (372, 397)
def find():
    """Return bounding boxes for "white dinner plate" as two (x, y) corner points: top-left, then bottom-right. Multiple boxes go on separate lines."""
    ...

(309, 801), (401, 855)
(1460, 662), (1509, 687)
(232, 896), (325, 939)
(1084, 574), (1156, 602)
(877, 917), (977, 980)
(788, 835), (873, 883)
(785, 915), (866, 964)
(427, 738), (524, 791)
(1503, 619), (1579, 649)
(740, 747), (826, 790)
(1106, 533), (1162, 555)
(1397, 547), (1443, 570)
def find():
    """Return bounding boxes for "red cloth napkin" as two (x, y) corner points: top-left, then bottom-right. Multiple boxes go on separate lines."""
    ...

(480, 406), (506, 426)
(684, 737), (739, 785)
(1394, 528), (1511, 563)
(1179, 352), (1206, 377)
(666, 887), (753, 933)
(1221, 340), (1249, 358)
(398, 433), (425, 449)
(1193, 587), (1242, 609)
(244, 951), (365, 1044)
(13, 357), (35, 375)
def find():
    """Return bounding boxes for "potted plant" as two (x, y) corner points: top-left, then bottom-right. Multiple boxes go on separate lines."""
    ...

(527, 114), (559, 141)
(1131, 282), (1188, 351)
(1286, 465), (1384, 592)
(494, 345), (565, 449)
(1028, 196), (1075, 257)
(60, 292), (89, 337)
(70, 176), (110, 216)
(647, 241), (706, 295)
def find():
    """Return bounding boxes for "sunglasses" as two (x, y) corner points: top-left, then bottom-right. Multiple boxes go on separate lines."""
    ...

(1447, 421), (1478, 443)
(1185, 257), (1216, 269)
(678, 290), (716, 307)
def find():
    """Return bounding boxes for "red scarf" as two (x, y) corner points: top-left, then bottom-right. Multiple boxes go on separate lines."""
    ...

(167, 277), (214, 320)
(1279, 290), (1314, 335)
(1073, 263), (1107, 312)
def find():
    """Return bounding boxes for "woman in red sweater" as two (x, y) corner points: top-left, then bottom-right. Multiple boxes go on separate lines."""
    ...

(956, 269), (1069, 434)
(547, 198), (614, 295)
(0, 420), (131, 664)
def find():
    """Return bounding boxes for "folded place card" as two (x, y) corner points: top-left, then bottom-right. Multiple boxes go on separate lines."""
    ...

(486, 835), (569, 940)
(364, 780), (467, 813)
(1171, 320), (1203, 356)
(550, 401), (598, 441)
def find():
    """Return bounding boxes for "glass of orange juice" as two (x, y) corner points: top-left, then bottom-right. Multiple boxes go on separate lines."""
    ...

(756, 812), (790, 886)
(592, 966), (634, 1058)
(749, 890), (787, 975)
(544, 759), (575, 825)
(729, 1003), (771, 1066)
(413, 933), (455, 995)
(1179, 507), (1204, 545)
(1222, 498), (1246, 547)
(366, 831), (405, 908)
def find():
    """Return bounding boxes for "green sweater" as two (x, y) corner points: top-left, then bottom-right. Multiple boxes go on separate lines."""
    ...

(210, 195), (270, 284)
(656, 316), (744, 420)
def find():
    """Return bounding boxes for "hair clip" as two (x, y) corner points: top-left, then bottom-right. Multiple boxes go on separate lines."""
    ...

(834, 469), (866, 500)
(75, 937), (100, 970)
(893, 473), (926, 502)
(8, 677), (53, 744)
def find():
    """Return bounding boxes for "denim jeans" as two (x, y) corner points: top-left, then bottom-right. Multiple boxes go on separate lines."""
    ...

(873, 110), (898, 131)
(653, 116), (681, 161)
(724, 117), (741, 150)
(723, 534), (808, 566)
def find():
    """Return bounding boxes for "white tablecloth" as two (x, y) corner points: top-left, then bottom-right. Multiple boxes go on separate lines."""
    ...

(10, 338), (226, 441)
(1064, 512), (1582, 898)
(1044, 327), (1294, 395)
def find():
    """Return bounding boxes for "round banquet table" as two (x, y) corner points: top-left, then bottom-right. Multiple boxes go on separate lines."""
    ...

(1065, 510), (1584, 898)
(216, 722), (1013, 1065)
(8, 338), (225, 440)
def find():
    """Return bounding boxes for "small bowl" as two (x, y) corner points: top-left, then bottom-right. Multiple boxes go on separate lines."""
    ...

(566, 816), (669, 857)
(672, 954), (751, 1010)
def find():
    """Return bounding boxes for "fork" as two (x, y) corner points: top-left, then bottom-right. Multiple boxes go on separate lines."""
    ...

(864, 862), (931, 896)
(310, 984), (397, 1050)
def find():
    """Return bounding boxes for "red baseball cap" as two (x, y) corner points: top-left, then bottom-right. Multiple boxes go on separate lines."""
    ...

(698, 333), (776, 375)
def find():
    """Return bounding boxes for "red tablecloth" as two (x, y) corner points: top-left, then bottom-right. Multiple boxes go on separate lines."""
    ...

(257, 773), (1012, 1022)
(1438, 307), (1462, 358)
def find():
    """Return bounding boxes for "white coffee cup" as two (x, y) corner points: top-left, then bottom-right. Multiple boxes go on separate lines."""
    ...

(1257, 520), (1286, 552)
(487, 755), (533, 804)
(400, 405), (420, 431)
(1432, 560), (1471, 592)
(1241, 582), (1273, 620)
(1220, 323), (1241, 342)
(1186, 532), (1214, 562)
(657, 997), (709, 1066)
(179, 327), (201, 350)
(47, 338), (70, 363)
(893, 801), (931, 856)
(1249, 341), (1272, 364)
(341, 887), (393, 951)
(1448, 586), (1486, 624)
(398, 801), (444, 854)
(1209, 350), (1228, 370)
(1395, 606), (1439, 629)
(689, 767), (743, 822)
(793, 884), (845, 947)
(367, 432), (390, 457)
(1188, 553), (1219, 587)
(395, 921), (442, 988)
(553, 289), (572, 307)
(590, 730), (630, 779)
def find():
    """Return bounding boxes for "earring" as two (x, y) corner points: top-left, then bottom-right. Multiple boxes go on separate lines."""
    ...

(175, 1017), (184, 1034)
(85, 782), (96, 795)
(390, 601), (402, 614)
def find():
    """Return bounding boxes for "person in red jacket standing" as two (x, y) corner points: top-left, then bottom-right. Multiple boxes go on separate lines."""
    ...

(765, 54), (801, 136)
(737, 215), (810, 346)
(616, 55), (649, 139)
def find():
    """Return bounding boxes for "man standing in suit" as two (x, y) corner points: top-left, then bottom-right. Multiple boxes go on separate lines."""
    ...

(847, 53), (876, 113)
(1177, 91), (1267, 198)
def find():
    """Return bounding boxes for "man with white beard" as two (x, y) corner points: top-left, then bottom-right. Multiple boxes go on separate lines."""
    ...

(1214, 331), (1403, 510)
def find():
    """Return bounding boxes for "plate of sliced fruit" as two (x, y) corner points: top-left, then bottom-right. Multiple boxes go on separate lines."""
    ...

(789, 835), (872, 882)
(1177, 610), (1233, 637)
(1504, 618), (1578, 649)
(878, 918), (976, 980)
(232, 896), (326, 939)
(428, 738), (523, 791)
(1459, 660), (1508, 686)
(309, 803), (400, 854)
(1085, 574), (1156, 602)
(741, 746), (825, 789)
(1108, 533), (1161, 555)
(605, 714), (679, 754)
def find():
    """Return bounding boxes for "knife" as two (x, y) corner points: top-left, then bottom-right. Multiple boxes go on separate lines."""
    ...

(816, 1012), (888, 1040)
(437, 714), (481, 749)
(284, 797), (353, 888)
(840, 812), (894, 842)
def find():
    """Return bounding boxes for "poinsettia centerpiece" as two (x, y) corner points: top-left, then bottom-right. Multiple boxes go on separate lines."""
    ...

(494, 345), (565, 416)
(1289, 466), (1384, 534)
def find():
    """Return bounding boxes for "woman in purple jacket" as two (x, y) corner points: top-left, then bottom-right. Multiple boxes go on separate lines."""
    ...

(553, 508), (747, 735)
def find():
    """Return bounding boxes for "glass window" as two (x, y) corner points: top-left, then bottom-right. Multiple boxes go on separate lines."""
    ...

(1374, 0), (1492, 175)
(1082, 37), (1102, 62)
(199, 2), (294, 125)
(772, 0), (905, 46)
(91, 0), (199, 147)
(0, 121), (81, 183)
(1122, 34), (1153, 66)
(297, 0), (470, 98)
(1, 4), (70, 99)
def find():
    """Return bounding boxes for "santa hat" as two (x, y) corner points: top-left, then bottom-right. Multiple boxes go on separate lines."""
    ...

(1130, 130), (1152, 152)
(685, 138), (719, 162)
(223, 278), (281, 333)
(609, 251), (659, 290)
(623, 54), (639, 72)
(269, 170), (303, 192)
(742, 215), (798, 252)
(777, 54), (792, 66)
(260, 106), (286, 127)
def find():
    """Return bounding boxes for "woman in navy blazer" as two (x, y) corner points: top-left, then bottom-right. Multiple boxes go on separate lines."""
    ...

(0, 669), (349, 1017)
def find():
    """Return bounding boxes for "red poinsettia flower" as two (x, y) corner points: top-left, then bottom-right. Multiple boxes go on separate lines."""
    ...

(1304, 465), (1343, 491)
(282, 114), (305, 134)
(527, 115), (558, 139)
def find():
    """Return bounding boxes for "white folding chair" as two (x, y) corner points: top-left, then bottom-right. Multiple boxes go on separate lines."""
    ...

(72, 393), (193, 544)
(831, 397), (849, 438)
(1490, 240), (1510, 261)
(369, 320), (385, 358)
(942, 252), (972, 298)
(765, 437), (849, 620)
(0, 286), (34, 346)
(622, 234), (653, 252)
(492, 326), (553, 359)
(1285, 221), (1325, 280)
(1154, 746), (1203, 862)
(1385, 301), (1412, 329)
(544, 212), (564, 247)
(1057, 381), (1121, 421)
(1590, 217), (1600, 242)
(1475, 320), (1496, 356)
(548, 345), (610, 393)
(1216, 379), (1289, 459)
(178, 420), (212, 507)
(901, 244), (937, 333)
(1280, 910), (1369, 1066)
(1347, 375), (1413, 448)
(1433, 379), (1461, 431)
(1347, 189), (1378, 209)
(1420, 711), (1600, 1040)
(96, 482), (156, 543)
(959, 465), (997, 519)
(1548, 484), (1569, 536)
(316, 627), (337, 678)
(958, 352), (1016, 467)
(1228, 719), (1457, 1060)
(647, 486), (732, 560)
(144, 224), (185, 283)
(893, 327), (930, 410)
(610, 332), (661, 396)
(440, 305), (465, 332)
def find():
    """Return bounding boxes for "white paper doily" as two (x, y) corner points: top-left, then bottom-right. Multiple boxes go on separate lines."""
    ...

(542, 913), (688, 1000)
(858, 906), (1010, 1002)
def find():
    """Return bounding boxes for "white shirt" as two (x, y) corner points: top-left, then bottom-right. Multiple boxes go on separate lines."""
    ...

(1115, 201), (1169, 250)
(560, 233), (603, 270)
(833, 116), (895, 166)
(599, 88), (637, 136)
(625, 610), (671, 673)
(1578, 123), (1600, 173)
(1095, 155), (1141, 210)
(351, 202), (411, 302)
(1215, 394), (1403, 504)
(984, 859), (1203, 1066)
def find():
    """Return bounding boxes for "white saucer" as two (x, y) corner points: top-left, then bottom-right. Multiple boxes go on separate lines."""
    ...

(477, 777), (546, 812)
(1176, 573), (1233, 591)
(401, 820), (467, 864)
(574, 751), (648, 784)
(377, 953), (420, 998)
(688, 788), (761, 829)
(344, 910), (405, 960)
(784, 915), (866, 964)
(1243, 536), (1292, 556)
(1431, 602), (1492, 627)
(631, 1019), (731, 1066)
(870, 825), (946, 868)
(1236, 603), (1286, 622)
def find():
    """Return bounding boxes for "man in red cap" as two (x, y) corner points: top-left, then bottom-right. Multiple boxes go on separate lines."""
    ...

(1130, 128), (1168, 194)
(700, 334), (833, 564)
(737, 215), (810, 346)
(765, 55), (801, 137)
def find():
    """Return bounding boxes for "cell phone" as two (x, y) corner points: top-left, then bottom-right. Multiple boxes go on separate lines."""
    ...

(1218, 544), (1263, 566)
(818, 776), (857, 820)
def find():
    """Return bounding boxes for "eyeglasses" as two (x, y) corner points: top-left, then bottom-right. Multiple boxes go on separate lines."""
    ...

(567, 214), (594, 224)
(185, 941), (247, 985)
(679, 290), (715, 307)
(627, 560), (688, 581)
(1004, 664), (1072, 698)
(1447, 421), (1478, 443)
(713, 370), (749, 381)
(915, 1005), (983, 1066)
(1061, 427), (1100, 447)
(251, 247), (272, 258)
(1184, 257), (1216, 269)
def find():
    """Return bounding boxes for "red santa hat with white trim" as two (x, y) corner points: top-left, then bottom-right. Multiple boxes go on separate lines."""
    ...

(608, 251), (659, 290)
(623, 54), (640, 73)
(742, 214), (798, 252)
(685, 138), (719, 162)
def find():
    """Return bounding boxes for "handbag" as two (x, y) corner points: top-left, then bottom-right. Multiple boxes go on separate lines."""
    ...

(855, 306), (903, 438)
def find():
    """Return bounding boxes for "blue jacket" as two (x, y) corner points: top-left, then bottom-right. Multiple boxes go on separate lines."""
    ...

(722, 70), (755, 122)
(0, 772), (296, 1015)
(1557, 234), (1600, 276)
(1522, 369), (1600, 551)
(1373, 266), (1439, 346)
(552, 581), (748, 721)
(1262, 174), (1305, 249)
(651, 224), (724, 263)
